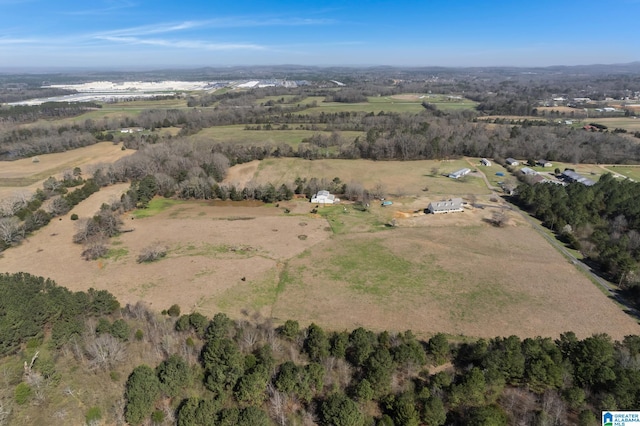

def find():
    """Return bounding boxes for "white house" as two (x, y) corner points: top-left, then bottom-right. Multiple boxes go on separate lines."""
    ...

(520, 167), (538, 176)
(311, 190), (340, 204)
(448, 168), (471, 179)
(427, 198), (464, 214)
(481, 158), (492, 166)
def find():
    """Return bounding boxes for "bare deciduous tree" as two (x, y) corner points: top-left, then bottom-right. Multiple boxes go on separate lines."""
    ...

(267, 383), (288, 426)
(137, 244), (167, 263)
(0, 217), (24, 245)
(85, 334), (127, 371)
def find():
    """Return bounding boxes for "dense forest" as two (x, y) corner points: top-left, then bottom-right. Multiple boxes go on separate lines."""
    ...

(1, 272), (639, 425)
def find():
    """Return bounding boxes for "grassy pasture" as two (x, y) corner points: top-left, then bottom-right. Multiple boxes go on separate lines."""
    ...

(602, 165), (640, 181)
(235, 157), (490, 196)
(298, 94), (477, 114)
(0, 142), (132, 199)
(2, 171), (639, 339)
(588, 117), (640, 132)
(188, 125), (363, 148)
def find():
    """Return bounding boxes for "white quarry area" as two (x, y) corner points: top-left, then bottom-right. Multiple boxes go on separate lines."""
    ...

(48, 80), (215, 92)
(6, 79), (306, 105)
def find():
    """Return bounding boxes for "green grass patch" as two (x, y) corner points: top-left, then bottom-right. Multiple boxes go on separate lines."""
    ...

(216, 269), (281, 311)
(602, 165), (640, 181)
(132, 198), (184, 218)
(323, 239), (454, 298)
(316, 204), (389, 235)
(188, 124), (363, 148)
(104, 247), (128, 261)
(447, 281), (523, 323)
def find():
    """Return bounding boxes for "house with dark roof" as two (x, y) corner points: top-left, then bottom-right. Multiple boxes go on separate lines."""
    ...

(561, 170), (596, 186)
(506, 158), (519, 166)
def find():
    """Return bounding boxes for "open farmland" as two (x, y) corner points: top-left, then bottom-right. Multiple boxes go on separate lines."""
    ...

(1, 159), (638, 340)
(298, 94), (476, 114)
(225, 157), (489, 196)
(189, 125), (364, 148)
(588, 116), (640, 132)
(0, 141), (132, 199)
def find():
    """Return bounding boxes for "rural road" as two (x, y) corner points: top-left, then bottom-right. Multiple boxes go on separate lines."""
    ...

(470, 161), (640, 321)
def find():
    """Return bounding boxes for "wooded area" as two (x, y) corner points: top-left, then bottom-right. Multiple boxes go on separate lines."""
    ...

(1, 272), (639, 425)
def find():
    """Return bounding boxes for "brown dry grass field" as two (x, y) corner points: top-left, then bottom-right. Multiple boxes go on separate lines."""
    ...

(225, 158), (490, 197)
(2, 158), (639, 340)
(0, 142), (132, 199)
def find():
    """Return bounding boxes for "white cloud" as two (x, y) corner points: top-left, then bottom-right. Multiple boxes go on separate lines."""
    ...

(96, 36), (265, 51)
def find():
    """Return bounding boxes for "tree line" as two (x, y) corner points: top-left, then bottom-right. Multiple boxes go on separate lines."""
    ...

(3, 272), (640, 424)
(517, 173), (640, 302)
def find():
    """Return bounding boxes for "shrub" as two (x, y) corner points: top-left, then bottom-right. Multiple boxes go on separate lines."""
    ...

(110, 319), (130, 341)
(81, 240), (108, 260)
(167, 304), (181, 317)
(135, 329), (144, 341)
(279, 319), (300, 340)
(70, 213), (79, 220)
(85, 406), (102, 424)
(14, 383), (31, 405)
(137, 245), (167, 263)
(151, 410), (165, 424)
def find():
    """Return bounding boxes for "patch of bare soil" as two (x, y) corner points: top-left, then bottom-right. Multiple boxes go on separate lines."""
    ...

(222, 160), (260, 188)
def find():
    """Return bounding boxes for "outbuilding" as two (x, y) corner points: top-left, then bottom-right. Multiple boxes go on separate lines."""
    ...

(448, 168), (471, 179)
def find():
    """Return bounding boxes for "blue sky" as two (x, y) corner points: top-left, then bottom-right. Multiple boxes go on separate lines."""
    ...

(1, 0), (638, 70)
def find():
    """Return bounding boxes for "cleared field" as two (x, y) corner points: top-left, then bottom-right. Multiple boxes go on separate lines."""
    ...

(602, 164), (640, 181)
(188, 125), (363, 148)
(224, 158), (490, 196)
(0, 142), (133, 199)
(2, 187), (637, 340)
(298, 94), (477, 115)
(588, 117), (640, 132)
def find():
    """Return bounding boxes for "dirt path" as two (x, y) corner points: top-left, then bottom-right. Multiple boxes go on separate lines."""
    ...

(465, 157), (499, 191)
